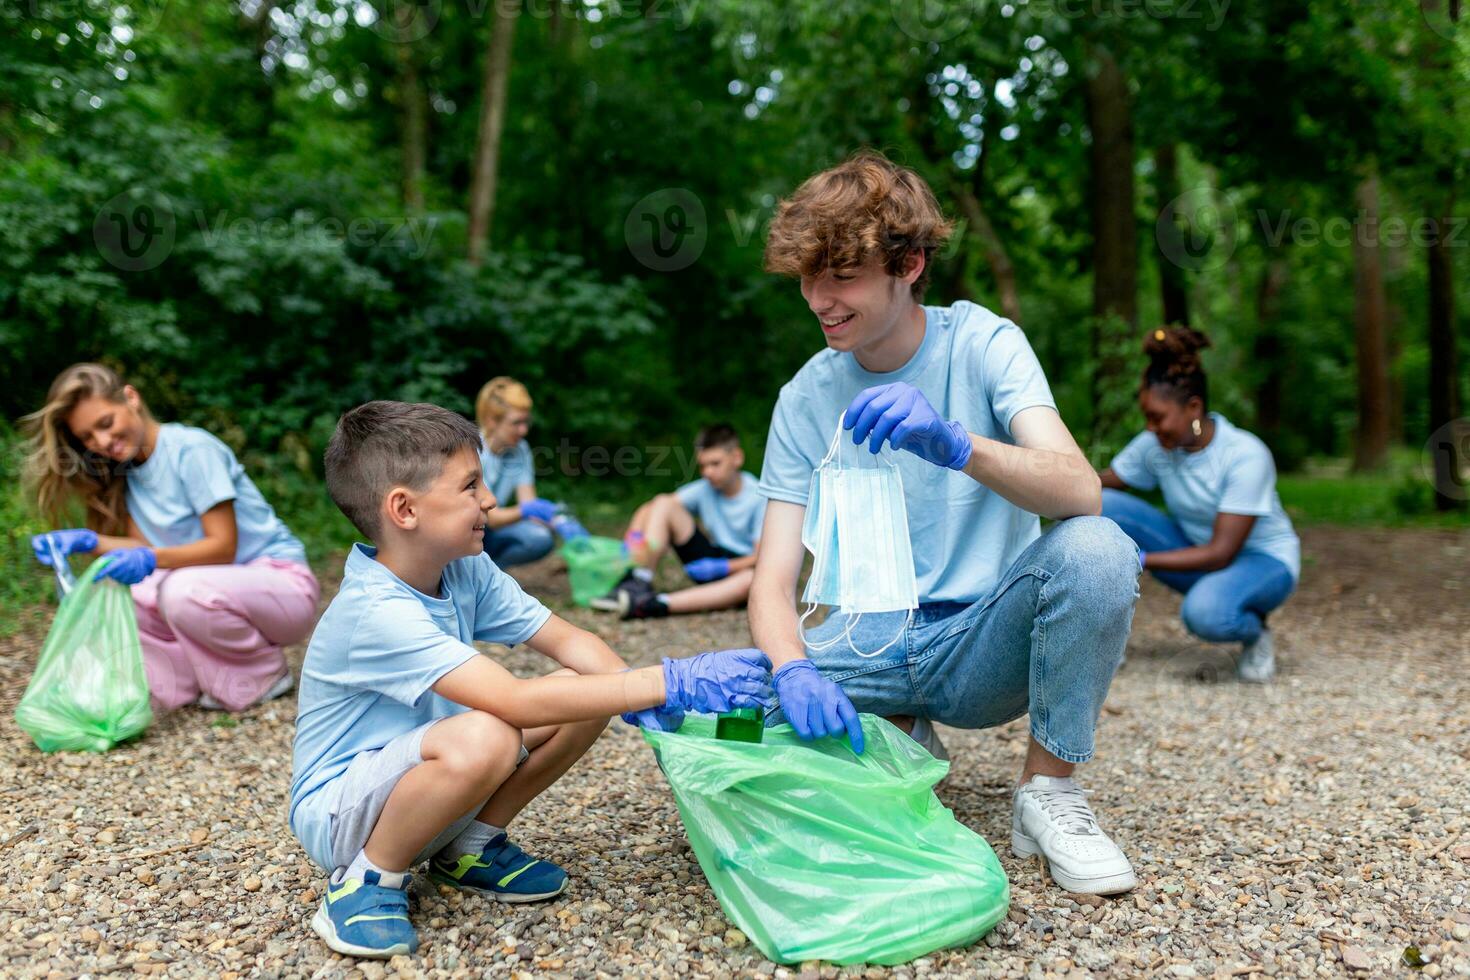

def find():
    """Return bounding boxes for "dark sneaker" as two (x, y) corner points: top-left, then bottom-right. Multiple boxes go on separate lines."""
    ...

(621, 589), (669, 620)
(311, 870), (417, 959)
(589, 570), (647, 612)
(430, 833), (567, 903)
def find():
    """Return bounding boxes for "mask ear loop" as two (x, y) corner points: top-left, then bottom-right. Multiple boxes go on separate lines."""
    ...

(846, 607), (912, 659)
(798, 603), (859, 651)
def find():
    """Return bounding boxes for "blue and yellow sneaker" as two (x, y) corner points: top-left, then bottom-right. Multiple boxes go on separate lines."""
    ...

(310, 870), (418, 958)
(429, 833), (567, 902)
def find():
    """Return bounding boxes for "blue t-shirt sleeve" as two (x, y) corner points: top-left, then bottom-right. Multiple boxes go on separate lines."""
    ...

(673, 480), (704, 517)
(178, 438), (239, 515)
(341, 591), (481, 708)
(1217, 441), (1278, 517)
(1109, 432), (1161, 491)
(758, 386), (825, 506)
(469, 554), (553, 646)
(981, 322), (1057, 436)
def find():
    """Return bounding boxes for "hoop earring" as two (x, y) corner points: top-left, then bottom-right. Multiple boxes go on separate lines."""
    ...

(1191, 417), (1203, 437)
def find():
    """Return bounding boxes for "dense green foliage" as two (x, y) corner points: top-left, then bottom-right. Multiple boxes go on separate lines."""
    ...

(1, 0), (1465, 551)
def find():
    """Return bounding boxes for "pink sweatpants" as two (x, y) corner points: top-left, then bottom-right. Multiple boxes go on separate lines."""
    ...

(132, 558), (321, 713)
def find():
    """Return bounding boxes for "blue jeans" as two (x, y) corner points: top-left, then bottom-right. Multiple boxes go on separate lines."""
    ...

(1101, 488), (1296, 644)
(778, 516), (1141, 765)
(485, 520), (555, 568)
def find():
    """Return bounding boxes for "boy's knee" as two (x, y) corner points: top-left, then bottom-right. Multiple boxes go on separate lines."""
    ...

(440, 712), (522, 782)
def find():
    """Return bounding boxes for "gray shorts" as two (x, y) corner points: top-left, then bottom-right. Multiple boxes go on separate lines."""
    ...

(327, 718), (528, 872)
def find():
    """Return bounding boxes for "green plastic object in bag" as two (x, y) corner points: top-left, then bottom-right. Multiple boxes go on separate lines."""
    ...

(560, 535), (633, 607)
(15, 557), (153, 753)
(643, 714), (1009, 965)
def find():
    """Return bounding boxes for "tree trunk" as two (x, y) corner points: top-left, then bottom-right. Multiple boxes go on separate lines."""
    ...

(393, 5), (427, 212)
(1423, 0), (1463, 510)
(466, 0), (521, 266)
(1083, 40), (1137, 438)
(954, 183), (1022, 324)
(1428, 202), (1463, 509)
(1352, 170), (1392, 472)
(1253, 250), (1289, 446)
(1153, 143), (1188, 326)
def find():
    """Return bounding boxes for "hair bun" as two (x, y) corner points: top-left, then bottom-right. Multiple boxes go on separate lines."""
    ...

(1143, 325), (1211, 380)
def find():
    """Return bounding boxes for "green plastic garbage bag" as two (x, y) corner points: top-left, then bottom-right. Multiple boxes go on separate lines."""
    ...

(560, 535), (633, 607)
(643, 714), (1009, 965)
(15, 557), (153, 753)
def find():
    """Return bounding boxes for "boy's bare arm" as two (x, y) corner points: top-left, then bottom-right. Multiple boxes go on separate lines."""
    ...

(432, 653), (664, 729)
(523, 615), (627, 675)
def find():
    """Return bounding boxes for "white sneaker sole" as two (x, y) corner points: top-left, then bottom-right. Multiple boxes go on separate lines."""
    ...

(1011, 829), (1139, 895)
(310, 902), (412, 959)
(430, 871), (567, 903)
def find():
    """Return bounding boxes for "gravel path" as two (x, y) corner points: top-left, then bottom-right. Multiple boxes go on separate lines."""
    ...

(1, 526), (1467, 978)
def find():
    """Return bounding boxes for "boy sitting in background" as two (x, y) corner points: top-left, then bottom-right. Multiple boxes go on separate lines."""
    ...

(289, 401), (771, 959)
(592, 423), (767, 620)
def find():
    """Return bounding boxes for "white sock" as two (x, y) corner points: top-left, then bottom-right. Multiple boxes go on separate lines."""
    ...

(444, 820), (505, 859)
(336, 849), (408, 889)
(632, 567), (654, 583)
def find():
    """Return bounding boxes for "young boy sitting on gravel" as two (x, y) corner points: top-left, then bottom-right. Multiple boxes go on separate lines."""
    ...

(289, 401), (772, 959)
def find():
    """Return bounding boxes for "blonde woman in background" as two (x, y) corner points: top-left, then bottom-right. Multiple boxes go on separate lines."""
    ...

(475, 377), (564, 568)
(24, 363), (320, 713)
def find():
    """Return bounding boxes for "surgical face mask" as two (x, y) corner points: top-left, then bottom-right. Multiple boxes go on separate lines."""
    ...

(800, 415), (919, 657)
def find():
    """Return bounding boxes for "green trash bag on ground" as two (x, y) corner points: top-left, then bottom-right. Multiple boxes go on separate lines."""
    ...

(15, 557), (153, 753)
(560, 536), (633, 606)
(643, 714), (1009, 965)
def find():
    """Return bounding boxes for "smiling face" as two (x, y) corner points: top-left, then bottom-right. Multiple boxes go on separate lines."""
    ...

(1140, 386), (1205, 451)
(65, 389), (150, 463)
(800, 254), (923, 357)
(394, 446), (496, 563)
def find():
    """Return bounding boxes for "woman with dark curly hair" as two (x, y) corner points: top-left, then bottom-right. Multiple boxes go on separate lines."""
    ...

(1100, 327), (1300, 683)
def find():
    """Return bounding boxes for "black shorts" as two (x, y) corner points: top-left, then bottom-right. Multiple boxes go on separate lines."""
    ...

(673, 528), (740, 564)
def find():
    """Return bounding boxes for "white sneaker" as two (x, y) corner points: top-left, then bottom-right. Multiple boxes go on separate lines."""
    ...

(197, 670), (295, 711)
(1237, 628), (1275, 683)
(907, 717), (950, 762)
(1012, 774), (1138, 895)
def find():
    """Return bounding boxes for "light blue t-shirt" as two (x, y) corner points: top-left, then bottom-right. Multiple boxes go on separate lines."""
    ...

(1109, 413), (1301, 581)
(125, 423), (306, 564)
(479, 437), (535, 507)
(288, 543), (552, 869)
(760, 301), (1058, 604)
(674, 472), (767, 555)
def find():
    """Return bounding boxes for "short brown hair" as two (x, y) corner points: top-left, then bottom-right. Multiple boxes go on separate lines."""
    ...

(325, 401), (482, 540)
(694, 423), (740, 452)
(764, 150), (954, 299)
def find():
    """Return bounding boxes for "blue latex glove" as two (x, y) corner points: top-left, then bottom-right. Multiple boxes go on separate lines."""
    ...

(773, 659), (865, 754)
(845, 382), (972, 470)
(620, 705), (687, 732)
(662, 648), (773, 714)
(684, 557), (730, 583)
(519, 498), (558, 522)
(549, 514), (589, 540)
(31, 529), (98, 566)
(97, 547), (157, 586)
